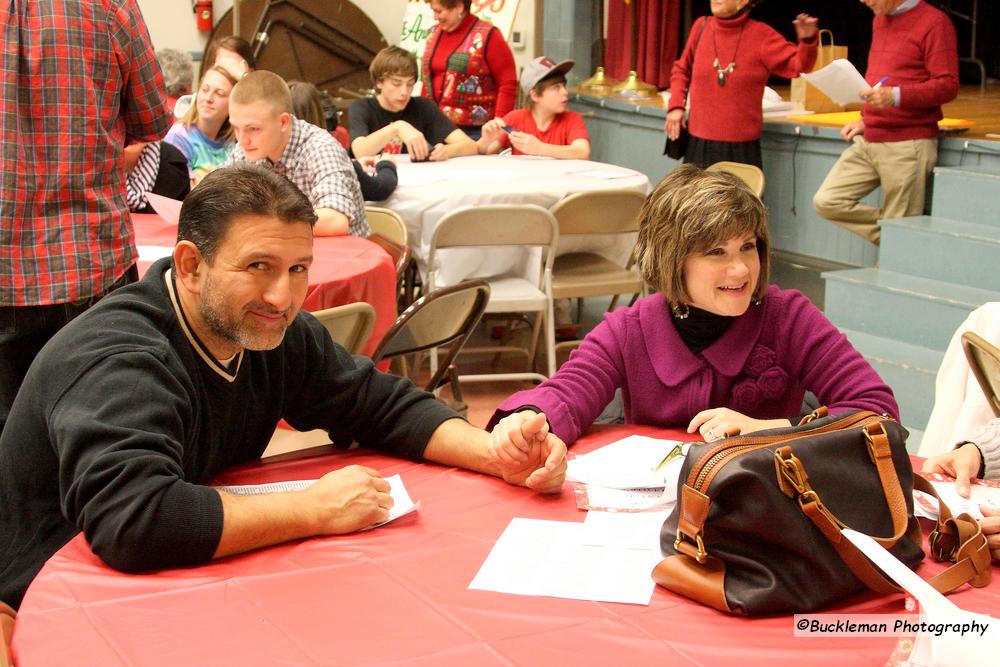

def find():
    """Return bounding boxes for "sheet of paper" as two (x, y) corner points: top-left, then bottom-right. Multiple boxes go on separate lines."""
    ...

(469, 518), (662, 605)
(800, 58), (869, 106)
(566, 435), (687, 489)
(913, 479), (1000, 521)
(567, 167), (639, 180)
(580, 510), (669, 551)
(842, 529), (1000, 667)
(216, 474), (418, 527)
(145, 192), (183, 225)
(136, 245), (175, 263)
(574, 484), (674, 512)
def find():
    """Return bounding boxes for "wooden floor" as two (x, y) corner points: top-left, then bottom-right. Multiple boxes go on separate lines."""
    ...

(943, 82), (1000, 139)
(770, 81), (1000, 139)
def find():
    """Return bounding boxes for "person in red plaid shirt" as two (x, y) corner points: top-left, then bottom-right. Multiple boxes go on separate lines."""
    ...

(0, 0), (171, 432)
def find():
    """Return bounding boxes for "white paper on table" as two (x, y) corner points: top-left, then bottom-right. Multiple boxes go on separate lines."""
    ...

(580, 510), (669, 551)
(841, 529), (1000, 667)
(145, 192), (183, 225)
(913, 480), (1000, 521)
(567, 167), (640, 180)
(800, 59), (869, 106)
(216, 474), (419, 528)
(136, 245), (175, 263)
(575, 484), (674, 512)
(566, 435), (687, 489)
(469, 518), (662, 605)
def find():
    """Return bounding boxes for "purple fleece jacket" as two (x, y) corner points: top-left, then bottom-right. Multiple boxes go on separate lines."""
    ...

(488, 286), (898, 444)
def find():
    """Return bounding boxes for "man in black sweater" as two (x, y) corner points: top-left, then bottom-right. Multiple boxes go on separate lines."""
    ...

(0, 164), (565, 610)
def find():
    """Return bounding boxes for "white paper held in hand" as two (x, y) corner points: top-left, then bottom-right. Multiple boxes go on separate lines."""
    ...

(216, 474), (419, 529)
(841, 528), (999, 667)
(799, 59), (869, 106)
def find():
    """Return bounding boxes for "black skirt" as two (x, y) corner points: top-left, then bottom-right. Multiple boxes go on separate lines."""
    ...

(684, 135), (762, 169)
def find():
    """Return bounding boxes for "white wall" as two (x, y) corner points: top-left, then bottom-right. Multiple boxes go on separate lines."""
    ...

(137, 0), (536, 69)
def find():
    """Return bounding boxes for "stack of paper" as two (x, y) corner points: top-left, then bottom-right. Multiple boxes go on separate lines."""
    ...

(567, 435), (688, 511)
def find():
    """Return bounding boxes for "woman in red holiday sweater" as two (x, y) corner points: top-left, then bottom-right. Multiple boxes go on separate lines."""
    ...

(421, 0), (518, 140)
(665, 0), (818, 168)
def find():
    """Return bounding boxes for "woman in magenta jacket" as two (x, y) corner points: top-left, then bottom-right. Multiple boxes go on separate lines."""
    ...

(487, 165), (897, 455)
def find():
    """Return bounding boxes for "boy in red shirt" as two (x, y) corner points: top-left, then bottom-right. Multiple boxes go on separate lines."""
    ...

(477, 57), (590, 159)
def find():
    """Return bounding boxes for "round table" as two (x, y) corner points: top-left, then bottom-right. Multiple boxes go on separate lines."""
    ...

(13, 425), (999, 666)
(382, 155), (651, 286)
(131, 213), (397, 358)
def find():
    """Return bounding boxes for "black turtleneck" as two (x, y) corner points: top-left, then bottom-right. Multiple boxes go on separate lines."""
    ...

(672, 305), (736, 354)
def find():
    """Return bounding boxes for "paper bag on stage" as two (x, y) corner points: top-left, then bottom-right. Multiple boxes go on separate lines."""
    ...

(790, 30), (848, 113)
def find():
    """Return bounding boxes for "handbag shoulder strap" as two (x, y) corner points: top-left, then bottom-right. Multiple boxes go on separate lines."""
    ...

(785, 426), (991, 595)
(680, 17), (708, 104)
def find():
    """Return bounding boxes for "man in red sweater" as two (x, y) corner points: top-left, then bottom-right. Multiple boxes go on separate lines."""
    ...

(813, 0), (958, 245)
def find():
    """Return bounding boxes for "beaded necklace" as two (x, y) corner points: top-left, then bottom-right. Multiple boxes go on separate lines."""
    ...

(711, 17), (747, 86)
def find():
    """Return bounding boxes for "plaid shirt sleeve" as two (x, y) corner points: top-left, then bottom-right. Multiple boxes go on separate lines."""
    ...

(298, 122), (370, 237)
(112, 0), (171, 143)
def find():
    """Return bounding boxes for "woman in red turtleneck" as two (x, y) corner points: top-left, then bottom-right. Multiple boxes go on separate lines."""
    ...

(421, 0), (517, 140)
(665, 0), (818, 168)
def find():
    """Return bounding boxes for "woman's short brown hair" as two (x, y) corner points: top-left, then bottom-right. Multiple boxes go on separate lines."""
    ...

(369, 46), (418, 85)
(633, 164), (770, 305)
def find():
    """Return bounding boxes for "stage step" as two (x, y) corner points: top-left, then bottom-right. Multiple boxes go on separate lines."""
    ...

(838, 328), (942, 436)
(880, 216), (1000, 291)
(822, 268), (1000, 350)
(931, 166), (1000, 226)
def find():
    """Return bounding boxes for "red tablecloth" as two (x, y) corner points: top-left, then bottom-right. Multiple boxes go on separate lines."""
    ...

(132, 213), (396, 358)
(12, 425), (1000, 666)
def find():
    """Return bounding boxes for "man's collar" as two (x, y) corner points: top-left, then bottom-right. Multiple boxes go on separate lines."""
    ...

(893, 0), (920, 15)
(164, 268), (243, 383)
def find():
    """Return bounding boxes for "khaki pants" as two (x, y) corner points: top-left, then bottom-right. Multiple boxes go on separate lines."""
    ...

(813, 136), (937, 245)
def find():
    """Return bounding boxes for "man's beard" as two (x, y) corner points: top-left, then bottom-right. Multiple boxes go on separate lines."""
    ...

(198, 275), (290, 352)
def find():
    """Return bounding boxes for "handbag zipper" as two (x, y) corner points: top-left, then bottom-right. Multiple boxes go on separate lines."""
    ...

(687, 411), (886, 493)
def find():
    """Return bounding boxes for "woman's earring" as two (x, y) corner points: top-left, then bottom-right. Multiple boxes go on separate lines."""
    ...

(672, 303), (690, 319)
(752, 296), (762, 306)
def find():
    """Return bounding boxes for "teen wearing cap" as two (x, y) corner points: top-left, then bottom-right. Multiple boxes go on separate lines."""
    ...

(350, 46), (476, 162)
(477, 57), (590, 159)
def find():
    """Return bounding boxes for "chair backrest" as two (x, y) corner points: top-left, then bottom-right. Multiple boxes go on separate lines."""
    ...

(0, 600), (14, 667)
(426, 204), (559, 288)
(365, 206), (408, 247)
(367, 232), (412, 278)
(706, 161), (765, 198)
(372, 280), (490, 392)
(961, 331), (1000, 417)
(550, 189), (647, 236)
(312, 302), (377, 355)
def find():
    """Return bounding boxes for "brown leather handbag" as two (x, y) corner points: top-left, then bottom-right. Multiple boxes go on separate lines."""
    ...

(655, 409), (992, 615)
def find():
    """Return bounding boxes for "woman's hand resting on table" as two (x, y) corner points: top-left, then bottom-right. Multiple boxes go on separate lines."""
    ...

(488, 411), (567, 494)
(687, 407), (791, 442)
(922, 444), (1000, 562)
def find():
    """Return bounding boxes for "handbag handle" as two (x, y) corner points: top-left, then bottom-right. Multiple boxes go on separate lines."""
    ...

(781, 424), (991, 595)
(818, 29), (834, 48)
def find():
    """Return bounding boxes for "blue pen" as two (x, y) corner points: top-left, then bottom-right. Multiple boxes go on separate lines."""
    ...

(872, 75), (889, 90)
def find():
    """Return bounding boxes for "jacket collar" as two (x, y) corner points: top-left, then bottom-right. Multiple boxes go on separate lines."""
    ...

(639, 291), (767, 387)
